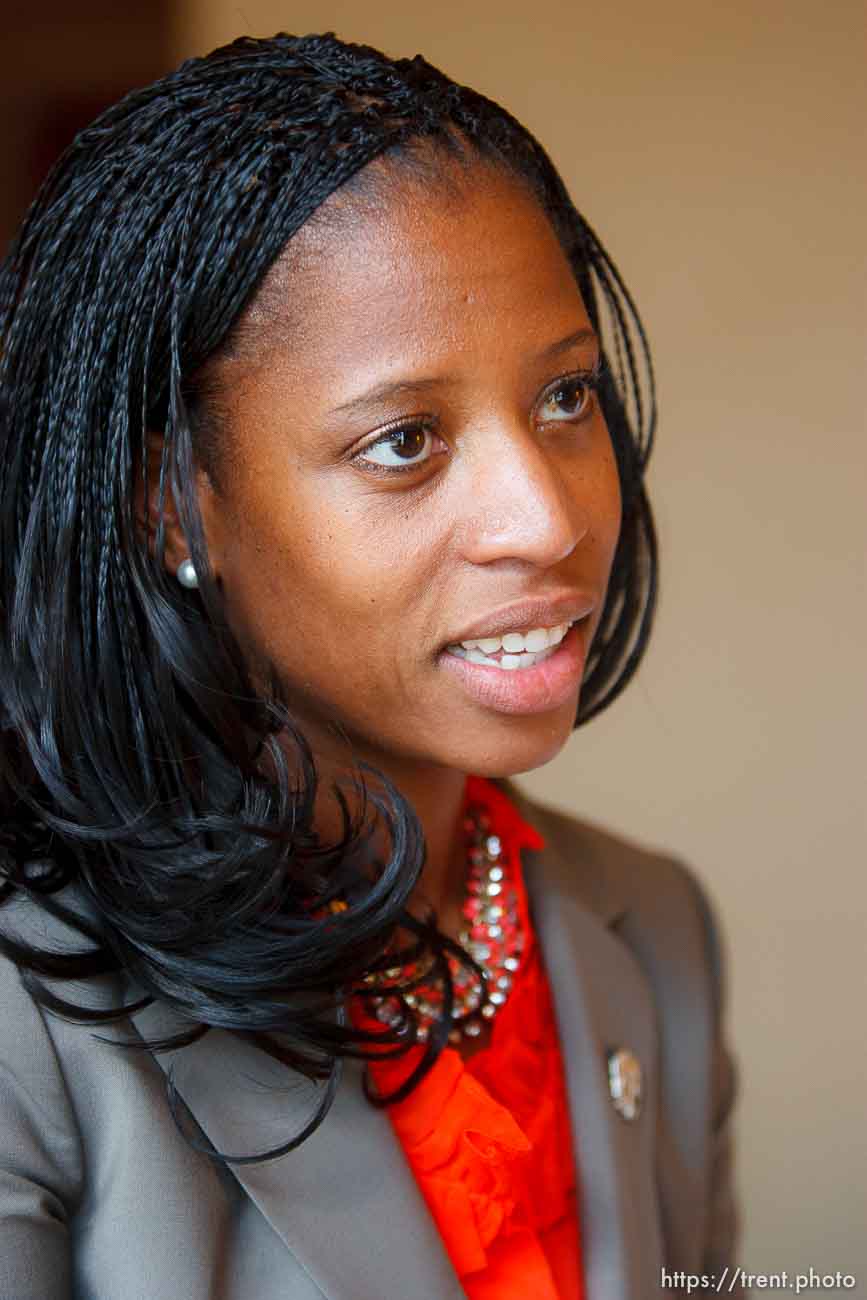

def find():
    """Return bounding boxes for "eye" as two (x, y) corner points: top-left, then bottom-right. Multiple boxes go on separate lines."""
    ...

(536, 369), (599, 424)
(352, 418), (445, 476)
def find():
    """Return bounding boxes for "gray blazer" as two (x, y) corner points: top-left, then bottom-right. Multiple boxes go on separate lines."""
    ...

(0, 780), (742, 1299)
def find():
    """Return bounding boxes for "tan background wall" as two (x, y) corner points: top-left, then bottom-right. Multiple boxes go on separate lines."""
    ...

(172, 1), (866, 1278)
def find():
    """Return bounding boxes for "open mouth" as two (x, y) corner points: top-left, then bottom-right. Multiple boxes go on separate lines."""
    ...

(443, 621), (576, 672)
(438, 618), (589, 715)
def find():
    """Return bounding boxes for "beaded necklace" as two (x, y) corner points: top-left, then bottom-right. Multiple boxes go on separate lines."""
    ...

(364, 798), (526, 1044)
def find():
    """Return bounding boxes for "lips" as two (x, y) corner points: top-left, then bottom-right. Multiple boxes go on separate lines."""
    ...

(439, 617), (589, 714)
(444, 590), (597, 647)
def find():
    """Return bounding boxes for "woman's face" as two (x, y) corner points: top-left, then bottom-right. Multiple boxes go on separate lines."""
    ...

(195, 161), (622, 781)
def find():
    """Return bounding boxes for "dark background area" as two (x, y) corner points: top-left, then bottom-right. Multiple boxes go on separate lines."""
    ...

(1, 1), (172, 252)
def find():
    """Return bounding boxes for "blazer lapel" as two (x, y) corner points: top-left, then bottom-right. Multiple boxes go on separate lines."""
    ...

(129, 999), (465, 1300)
(501, 780), (665, 1300)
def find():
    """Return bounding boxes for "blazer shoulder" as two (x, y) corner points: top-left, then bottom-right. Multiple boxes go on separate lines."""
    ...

(0, 893), (87, 1233)
(0, 884), (134, 1056)
(507, 778), (701, 898)
(533, 792), (684, 877)
(504, 779), (728, 1017)
(501, 774), (682, 874)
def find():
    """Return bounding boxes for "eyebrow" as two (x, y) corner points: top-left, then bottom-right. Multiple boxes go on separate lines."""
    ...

(328, 326), (599, 417)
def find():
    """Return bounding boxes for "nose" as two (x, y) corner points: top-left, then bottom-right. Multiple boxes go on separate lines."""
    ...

(455, 424), (590, 567)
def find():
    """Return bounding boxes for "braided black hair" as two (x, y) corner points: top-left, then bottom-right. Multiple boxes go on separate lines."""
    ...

(0, 31), (656, 1163)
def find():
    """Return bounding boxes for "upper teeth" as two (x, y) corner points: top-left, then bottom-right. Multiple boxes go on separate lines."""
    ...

(451, 622), (573, 654)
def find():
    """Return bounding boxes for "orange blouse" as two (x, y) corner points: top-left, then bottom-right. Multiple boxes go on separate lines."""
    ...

(351, 775), (585, 1299)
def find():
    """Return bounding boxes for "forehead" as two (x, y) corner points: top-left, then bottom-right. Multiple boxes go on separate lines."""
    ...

(234, 162), (588, 375)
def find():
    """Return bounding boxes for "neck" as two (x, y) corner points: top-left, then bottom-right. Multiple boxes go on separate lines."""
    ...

(399, 765), (471, 935)
(310, 749), (472, 938)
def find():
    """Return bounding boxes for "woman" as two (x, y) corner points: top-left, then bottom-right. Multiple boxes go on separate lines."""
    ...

(0, 31), (742, 1300)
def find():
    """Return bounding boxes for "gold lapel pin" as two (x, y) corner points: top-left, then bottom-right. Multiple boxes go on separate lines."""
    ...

(607, 1047), (642, 1121)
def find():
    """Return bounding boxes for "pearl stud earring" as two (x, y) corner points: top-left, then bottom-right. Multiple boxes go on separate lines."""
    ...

(176, 558), (199, 589)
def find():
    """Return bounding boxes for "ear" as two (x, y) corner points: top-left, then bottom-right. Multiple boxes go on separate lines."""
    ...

(133, 431), (198, 579)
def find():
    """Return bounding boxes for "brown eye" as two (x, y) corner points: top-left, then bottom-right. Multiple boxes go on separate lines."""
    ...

(354, 419), (444, 474)
(537, 374), (595, 423)
(389, 427), (428, 461)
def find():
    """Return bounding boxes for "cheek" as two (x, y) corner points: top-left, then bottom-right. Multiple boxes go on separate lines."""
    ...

(605, 446), (624, 546)
(582, 435), (623, 560)
(212, 492), (428, 692)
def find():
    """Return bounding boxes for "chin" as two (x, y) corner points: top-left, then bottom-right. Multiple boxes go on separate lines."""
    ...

(454, 705), (578, 778)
